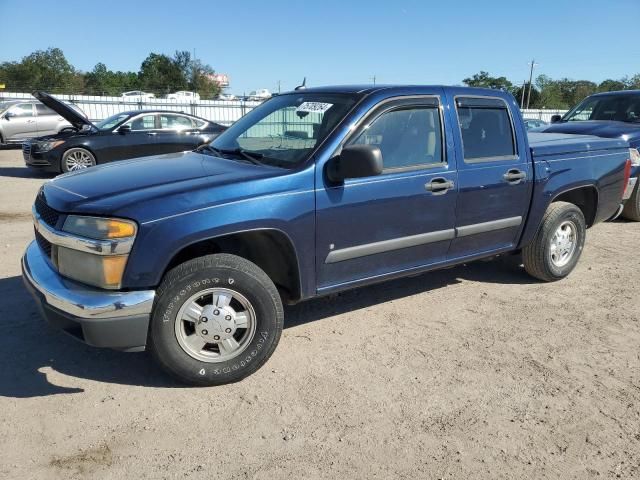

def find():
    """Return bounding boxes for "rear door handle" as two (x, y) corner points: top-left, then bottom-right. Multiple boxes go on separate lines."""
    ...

(425, 177), (455, 195)
(503, 169), (526, 184)
(147, 132), (158, 136)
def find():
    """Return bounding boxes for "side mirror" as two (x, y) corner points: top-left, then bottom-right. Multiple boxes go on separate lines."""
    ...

(550, 114), (562, 123)
(327, 144), (383, 182)
(117, 124), (131, 134)
(3, 111), (14, 120)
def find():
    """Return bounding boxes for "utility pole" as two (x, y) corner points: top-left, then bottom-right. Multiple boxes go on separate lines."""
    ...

(370, 75), (376, 85)
(520, 80), (526, 109)
(526, 59), (538, 109)
(277, 80), (281, 94)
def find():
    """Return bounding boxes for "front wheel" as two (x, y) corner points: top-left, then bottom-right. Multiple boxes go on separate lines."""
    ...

(61, 147), (96, 173)
(522, 201), (586, 282)
(148, 254), (284, 386)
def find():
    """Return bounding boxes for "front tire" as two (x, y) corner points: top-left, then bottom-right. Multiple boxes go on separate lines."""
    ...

(148, 254), (284, 386)
(61, 147), (96, 173)
(522, 201), (586, 282)
(621, 179), (640, 221)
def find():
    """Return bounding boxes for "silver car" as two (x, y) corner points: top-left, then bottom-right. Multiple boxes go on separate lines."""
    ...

(0, 100), (86, 145)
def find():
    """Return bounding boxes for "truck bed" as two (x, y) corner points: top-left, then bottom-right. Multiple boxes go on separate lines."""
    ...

(528, 132), (629, 158)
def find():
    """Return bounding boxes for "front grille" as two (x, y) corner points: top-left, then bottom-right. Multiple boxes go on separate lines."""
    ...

(35, 229), (52, 257)
(22, 142), (31, 161)
(34, 195), (60, 228)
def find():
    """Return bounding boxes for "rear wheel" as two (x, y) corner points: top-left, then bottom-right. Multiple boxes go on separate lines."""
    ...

(61, 147), (96, 173)
(621, 179), (640, 221)
(522, 201), (586, 282)
(148, 254), (283, 386)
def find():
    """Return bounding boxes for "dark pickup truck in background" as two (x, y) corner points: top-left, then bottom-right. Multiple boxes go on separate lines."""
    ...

(541, 89), (640, 220)
(22, 85), (635, 385)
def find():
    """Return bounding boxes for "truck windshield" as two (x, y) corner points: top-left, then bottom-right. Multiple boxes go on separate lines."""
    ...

(209, 93), (358, 167)
(563, 94), (640, 123)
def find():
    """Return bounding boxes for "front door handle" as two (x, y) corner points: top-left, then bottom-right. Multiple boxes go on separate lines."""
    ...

(425, 177), (455, 195)
(503, 169), (526, 184)
(147, 132), (158, 136)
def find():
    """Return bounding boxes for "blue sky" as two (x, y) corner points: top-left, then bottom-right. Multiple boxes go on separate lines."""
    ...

(1, 0), (639, 94)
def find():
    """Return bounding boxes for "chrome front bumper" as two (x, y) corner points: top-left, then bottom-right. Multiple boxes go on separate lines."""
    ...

(22, 241), (155, 350)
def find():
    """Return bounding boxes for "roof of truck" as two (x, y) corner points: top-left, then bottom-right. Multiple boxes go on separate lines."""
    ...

(280, 84), (510, 97)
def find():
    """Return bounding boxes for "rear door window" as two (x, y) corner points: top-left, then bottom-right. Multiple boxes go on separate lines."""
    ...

(160, 114), (194, 130)
(35, 104), (56, 116)
(126, 114), (157, 130)
(456, 97), (516, 162)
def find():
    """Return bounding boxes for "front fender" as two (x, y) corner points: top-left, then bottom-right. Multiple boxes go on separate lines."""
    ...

(122, 189), (316, 296)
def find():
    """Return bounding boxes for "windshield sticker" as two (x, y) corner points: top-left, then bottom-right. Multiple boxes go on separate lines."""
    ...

(296, 102), (333, 114)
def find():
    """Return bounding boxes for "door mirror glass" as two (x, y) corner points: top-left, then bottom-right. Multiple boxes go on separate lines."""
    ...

(550, 114), (562, 123)
(327, 144), (383, 182)
(118, 124), (131, 134)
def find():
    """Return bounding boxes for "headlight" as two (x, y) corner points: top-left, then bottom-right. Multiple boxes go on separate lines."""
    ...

(53, 216), (137, 289)
(63, 216), (136, 239)
(36, 140), (65, 152)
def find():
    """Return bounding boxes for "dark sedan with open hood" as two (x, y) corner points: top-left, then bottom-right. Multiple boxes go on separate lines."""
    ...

(22, 91), (227, 173)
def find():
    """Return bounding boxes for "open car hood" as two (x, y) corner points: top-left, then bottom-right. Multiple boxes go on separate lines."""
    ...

(32, 91), (94, 130)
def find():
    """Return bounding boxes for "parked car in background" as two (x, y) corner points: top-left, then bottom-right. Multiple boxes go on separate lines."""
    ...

(538, 90), (640, 220)
(120, 91), (155, 102)
(523, 118), (548, 130)
(23, 91), (226, 172)
(166, 91), (200, 102)
(247, 89), (272, 101)
(0, 99), (87, 145)
(217, 93), (237, 101)
(21, 85), (634, 386)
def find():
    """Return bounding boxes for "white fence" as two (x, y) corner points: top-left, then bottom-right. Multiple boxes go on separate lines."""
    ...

(521, 108), (567, 122)
(1, 91), (568, 125)
(0, 92), (263, 126)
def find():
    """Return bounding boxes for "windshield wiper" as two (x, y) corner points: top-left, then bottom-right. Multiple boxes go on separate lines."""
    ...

(222, 148), (264, 165)
(199, 145), (264, 165)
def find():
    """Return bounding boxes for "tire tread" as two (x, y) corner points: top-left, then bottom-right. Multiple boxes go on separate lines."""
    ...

(522, 201), (585, 282)
(149, 253), (283, 386)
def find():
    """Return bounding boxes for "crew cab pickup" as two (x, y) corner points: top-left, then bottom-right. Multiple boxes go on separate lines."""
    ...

(22, 85), (635, 386)
(541, 90), (640, 220)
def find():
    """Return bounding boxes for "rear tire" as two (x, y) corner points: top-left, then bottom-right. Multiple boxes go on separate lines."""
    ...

(621, 179), (640, 221)
(61, 147), (96, 173)
(522, 201), (586, 282)
(148, 254), (284, 386)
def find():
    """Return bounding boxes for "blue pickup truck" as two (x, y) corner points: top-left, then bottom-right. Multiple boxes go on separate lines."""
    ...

(22, 85), (635, 386)
(540, 90), (640, 220)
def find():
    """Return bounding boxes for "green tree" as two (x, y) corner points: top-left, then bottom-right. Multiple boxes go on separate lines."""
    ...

(598, 79), (626, 92)
(85, 63), (139, 95)
(512, 82), (541, 108)
(0, 47), (82, 93)
(138, 53), (187, 95)
(462, 71), (513, 91)
(172, 50), (222, 99)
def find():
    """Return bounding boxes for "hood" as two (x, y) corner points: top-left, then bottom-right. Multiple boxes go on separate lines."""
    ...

(32, 91), (94, 130)
(540, 120), (640, 145)
(41, 151), (286, 220)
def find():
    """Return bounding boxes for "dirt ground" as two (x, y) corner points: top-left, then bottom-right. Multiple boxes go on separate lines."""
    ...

(0, 147), (638, 480)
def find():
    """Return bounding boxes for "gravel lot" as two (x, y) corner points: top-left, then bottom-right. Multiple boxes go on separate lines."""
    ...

(0, 147), (639, 479)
